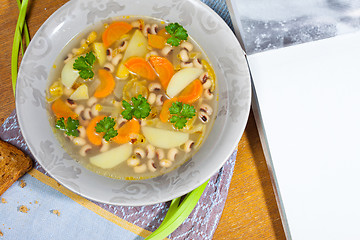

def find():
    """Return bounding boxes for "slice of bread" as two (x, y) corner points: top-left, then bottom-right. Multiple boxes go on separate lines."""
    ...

(0, 140), (33, 196)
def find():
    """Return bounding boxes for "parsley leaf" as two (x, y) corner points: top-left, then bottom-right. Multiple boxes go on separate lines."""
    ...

(169, 102), (196, 129)
(73, 51), (96, 79)
(55, 117), (80, 137)
(165, 23), (188, 46)
(121, 94), (151, 120)
(95, 117), (118, 141)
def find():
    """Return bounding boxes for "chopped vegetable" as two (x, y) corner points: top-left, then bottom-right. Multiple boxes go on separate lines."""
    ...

(95, 117), (118, 141)
(69, 84), (89, 100)
(112, 119), (140, 144)
(148, 34), (166, 49)
(166, 67), (203, 98)
(122, 78), (149, 101)
(92, 42), (106, 66)
(73, 51), (96, 79)
(121, 29), (148, 62)
(121, 94), (151, 120)
(102, 22), (132, 48)
(149, 56), (174, 89)
(49, 80), (63, 97)
(157, 28), (171, 40)
(90, 144), (132, 169)
(165, 23), (188, 46)
(51, 99), (78, 119)
(177, 79), (203, 104)
(142, 126), (189, 149)
(160, 97), (178, 123)
(86, 115), (106, 145)
(61, 58), (80, 88)
(55, 117), (79, 137)
(94, 69), (115, 98)
(124, 57), (156, 80)
(169, 102), (196, 129)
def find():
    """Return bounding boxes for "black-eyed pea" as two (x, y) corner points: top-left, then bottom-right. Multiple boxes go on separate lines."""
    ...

(100, 139), (110, 152)
(200, 103), (213, 116)
(179, 49), (189, 62)
(193, 58), (203, 69)
(167, 148), (179, 161)
(111, 54), (122, 66)
(183, 140), (194, 153)
(204, 89), (214, 100)
(159, 159), (172, 168)
(142, 24), (151, 37)
(66, 99), (77, 109)
(199, 72), (209, 84)
(155, 94), (165, 106)
(150, 24), (158, 35)
(180, 41), (193, 52)
(199, 111), (210, 123)
(202, 79), (212, 89)
(134, 148), (146, 159)
(74, 105), (85, 116)
(104, 63), (115, 73)
(180, 61), (194, 68)
(147, 159), (157, 172)
(118, 41), (128, 52)
(156, 149), (165, 160)
(106, 48), (113, 61)
(87, 96), (98, 107)
(78, 126), (86, 138)
(64, 53), (74, 64)
(83, 108), (92, 120)
(73, 137), (86, 146)
(161, 46), (173, 56)
(146, 144), (155, 159)
(63, 87), (74, 96)
(127, 155), (140, 167)
(147, 93), (156, 105)
(80, 144), (92, 157)
(149, 82), (162, 92)
(91, 104), (100, 117)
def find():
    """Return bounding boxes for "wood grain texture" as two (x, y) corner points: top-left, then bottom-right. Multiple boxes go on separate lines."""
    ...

(0, 1), (286, 239)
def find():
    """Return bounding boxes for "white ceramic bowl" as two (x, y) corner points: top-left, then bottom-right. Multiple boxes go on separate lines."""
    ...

(16, 0), (251, 206)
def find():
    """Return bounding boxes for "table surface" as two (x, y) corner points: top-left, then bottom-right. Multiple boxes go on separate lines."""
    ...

(0, 1), (286, 239)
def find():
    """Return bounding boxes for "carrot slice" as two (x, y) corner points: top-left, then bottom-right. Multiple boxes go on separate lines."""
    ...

(51, 99), (78, 119)
(112, 119), (140, 144)
(148, 34), (166, 49)
(86, 115), (106, 146)
(149, 56), (174, 88)
(102, 22), (132, 48)
(157, 28), (171, 40)
(160, 97), (178, 122)
(177, 79), (203, 104)
(124, 57), (156, 80)
(94, 69), (115, 98)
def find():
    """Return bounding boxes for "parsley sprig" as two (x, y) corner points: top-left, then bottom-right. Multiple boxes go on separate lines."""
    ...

(169, 102), (196, 129)
(121, 94), (151, 120)
(95, 117), (118, 141)
(73, 51), (96, 79)
(55, 117), (79, 137)
(165, 23), (188, 47)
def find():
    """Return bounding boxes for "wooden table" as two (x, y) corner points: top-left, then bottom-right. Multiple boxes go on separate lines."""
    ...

(0, 1), (286, 239)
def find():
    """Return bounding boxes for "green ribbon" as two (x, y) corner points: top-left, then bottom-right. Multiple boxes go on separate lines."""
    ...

(11, 0), (30, 95)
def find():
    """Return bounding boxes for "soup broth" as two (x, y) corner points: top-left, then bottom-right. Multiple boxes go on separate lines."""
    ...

(47, 16), (217, 180)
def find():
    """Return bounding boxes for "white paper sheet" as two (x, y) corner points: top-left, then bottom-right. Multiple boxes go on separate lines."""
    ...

(248, 32), (360, 239)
